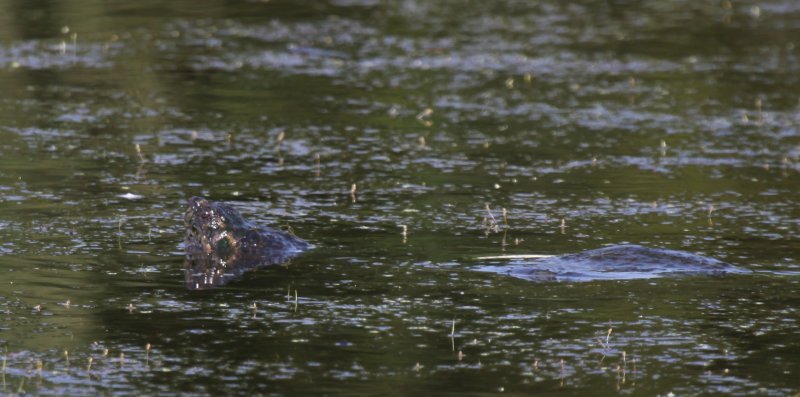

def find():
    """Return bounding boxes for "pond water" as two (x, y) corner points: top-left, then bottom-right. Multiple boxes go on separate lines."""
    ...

(1, 0), (799, 395)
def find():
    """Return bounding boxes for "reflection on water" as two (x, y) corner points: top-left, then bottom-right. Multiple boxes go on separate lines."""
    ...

(0, 0), (799, 395)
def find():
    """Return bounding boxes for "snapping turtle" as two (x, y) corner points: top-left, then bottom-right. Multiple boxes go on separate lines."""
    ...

(182, 197), (748, 288)
(184, 196), (311, 290)
(478, 244), (749, 282)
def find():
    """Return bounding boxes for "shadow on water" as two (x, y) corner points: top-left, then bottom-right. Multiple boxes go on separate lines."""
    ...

(1, 0), (800, 395)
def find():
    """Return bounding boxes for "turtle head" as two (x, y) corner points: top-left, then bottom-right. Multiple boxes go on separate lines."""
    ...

(184, 196), (246, 257)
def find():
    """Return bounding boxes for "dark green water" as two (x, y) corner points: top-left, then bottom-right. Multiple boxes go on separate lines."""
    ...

(1, 0), (799, 395)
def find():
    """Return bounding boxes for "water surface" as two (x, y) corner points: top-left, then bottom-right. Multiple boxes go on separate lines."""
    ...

(1, 0), (799, 395)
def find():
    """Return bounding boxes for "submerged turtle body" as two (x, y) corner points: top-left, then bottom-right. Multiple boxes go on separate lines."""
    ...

(184, 196), (311, 290)
(481, 244), (749, 282)
(182, 198), (748, 287)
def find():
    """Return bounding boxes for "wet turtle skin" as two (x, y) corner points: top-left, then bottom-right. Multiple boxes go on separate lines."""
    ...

(487, 244), (750, 282)
(183, 197), (748, 288)
(184, 196), (311, 290)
